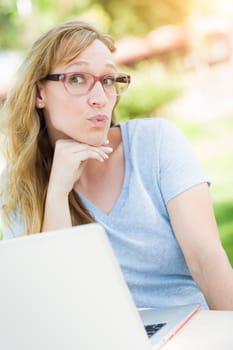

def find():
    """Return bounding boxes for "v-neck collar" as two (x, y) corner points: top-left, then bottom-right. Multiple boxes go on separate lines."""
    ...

(75, 123), (131, 220)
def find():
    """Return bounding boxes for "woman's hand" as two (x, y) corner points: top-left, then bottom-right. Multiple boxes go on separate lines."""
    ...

(47, 139), (113, 198)
(42, 139), (112, 232)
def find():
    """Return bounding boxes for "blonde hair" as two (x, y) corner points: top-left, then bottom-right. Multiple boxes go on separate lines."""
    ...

(0, 19), (116, 235)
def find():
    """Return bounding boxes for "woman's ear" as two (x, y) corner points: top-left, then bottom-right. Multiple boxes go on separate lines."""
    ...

(36, 83), (45, 109)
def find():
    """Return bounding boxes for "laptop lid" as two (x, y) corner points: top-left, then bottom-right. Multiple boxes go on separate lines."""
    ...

(0, 223), (152, 350)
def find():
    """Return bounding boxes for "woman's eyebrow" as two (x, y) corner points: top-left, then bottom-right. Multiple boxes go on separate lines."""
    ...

(66, 60), (117, 70)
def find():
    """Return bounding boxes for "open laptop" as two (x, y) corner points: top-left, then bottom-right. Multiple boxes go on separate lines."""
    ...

(0, 223), (200, 350)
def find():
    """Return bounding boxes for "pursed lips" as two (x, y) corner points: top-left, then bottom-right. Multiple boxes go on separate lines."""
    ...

(88, 115), (109, 126)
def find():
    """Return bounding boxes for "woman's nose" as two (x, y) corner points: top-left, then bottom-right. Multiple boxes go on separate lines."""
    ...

(88, 81), (108, 106)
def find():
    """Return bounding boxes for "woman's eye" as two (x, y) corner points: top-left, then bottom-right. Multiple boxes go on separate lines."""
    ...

(68, 74), (84, 84)
(103, 76), (115, 86)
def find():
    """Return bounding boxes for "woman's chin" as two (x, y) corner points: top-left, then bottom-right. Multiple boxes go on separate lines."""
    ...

(87, 134), (109, 147)
(86, 138), (106, 148)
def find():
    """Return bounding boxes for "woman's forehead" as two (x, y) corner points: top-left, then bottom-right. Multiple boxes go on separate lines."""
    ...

(54, 39), (116, 70)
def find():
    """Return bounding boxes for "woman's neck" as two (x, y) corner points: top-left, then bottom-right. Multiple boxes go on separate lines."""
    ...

(75, 126), (122, 186)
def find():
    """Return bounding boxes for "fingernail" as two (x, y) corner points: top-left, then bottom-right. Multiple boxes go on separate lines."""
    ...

(104, 147), (113, 153)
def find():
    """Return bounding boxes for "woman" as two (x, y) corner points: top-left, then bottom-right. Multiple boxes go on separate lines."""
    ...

(1, 19), (233, 310)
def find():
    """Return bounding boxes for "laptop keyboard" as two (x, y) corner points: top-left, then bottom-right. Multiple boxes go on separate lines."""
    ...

(144, 323), (167, 338)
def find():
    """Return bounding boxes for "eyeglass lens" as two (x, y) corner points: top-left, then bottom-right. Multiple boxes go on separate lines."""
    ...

(64, 73), (129, 96)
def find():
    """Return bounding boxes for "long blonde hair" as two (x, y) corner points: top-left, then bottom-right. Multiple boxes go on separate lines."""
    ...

(0, 19), (116, 235)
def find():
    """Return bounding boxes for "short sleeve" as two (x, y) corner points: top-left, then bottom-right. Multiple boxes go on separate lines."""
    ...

(0, 169), (26, 239)
(0, 208), (25, 239)
(157, 119), (210, 204)
(0, 195), (25, 239)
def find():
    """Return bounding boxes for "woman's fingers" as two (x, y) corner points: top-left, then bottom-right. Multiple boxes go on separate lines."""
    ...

(72, 146), (113, 161)
(55, 139), (113, 161)
(47, 140), (113, 196)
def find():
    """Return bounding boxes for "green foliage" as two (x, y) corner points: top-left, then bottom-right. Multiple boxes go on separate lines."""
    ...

(0, 0), (193, 49)
(98, 0), (192, 38)
(115, 63), (184, 121)
(214, 201), (233, 266)
(0, 2), (20, 48)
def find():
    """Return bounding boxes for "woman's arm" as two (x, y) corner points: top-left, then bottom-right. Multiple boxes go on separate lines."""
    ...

(167, 182), (233, 310)
(42, 139), (112, 231)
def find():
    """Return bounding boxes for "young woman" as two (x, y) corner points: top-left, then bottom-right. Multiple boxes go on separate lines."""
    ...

(1, 19), (233, 310)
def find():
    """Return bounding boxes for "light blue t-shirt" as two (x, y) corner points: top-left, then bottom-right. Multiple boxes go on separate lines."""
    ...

(1, 117), (209, 309)
(78, 117), (210, 309)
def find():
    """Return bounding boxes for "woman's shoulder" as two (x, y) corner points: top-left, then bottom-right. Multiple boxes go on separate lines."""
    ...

(121, 116), (168, 126)
(120, 116), (175, 133)
(120, 116), (178, 144)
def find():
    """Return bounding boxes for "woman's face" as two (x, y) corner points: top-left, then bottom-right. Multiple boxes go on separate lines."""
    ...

(37, 39), (117, 146)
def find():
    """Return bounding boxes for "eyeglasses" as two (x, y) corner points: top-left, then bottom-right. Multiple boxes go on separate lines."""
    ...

(45, 72), (131, 96)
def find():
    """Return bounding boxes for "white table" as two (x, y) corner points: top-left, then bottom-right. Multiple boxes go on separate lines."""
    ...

(162, 310), (233, 350)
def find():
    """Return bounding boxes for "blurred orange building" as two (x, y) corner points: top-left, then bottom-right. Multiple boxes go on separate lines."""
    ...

(114, 18), (233, 69)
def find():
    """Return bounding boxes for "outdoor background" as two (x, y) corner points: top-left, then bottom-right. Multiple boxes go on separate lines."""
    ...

(0, 0), (233, 265)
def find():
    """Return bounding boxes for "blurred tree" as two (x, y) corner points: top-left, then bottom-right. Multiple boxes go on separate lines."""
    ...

(0, 1), (21, 48)
(98, 0), (192, 38)
(0, 0), (193, 50)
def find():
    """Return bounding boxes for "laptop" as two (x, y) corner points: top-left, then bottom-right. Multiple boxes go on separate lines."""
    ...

(0, 223), (200, 350)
